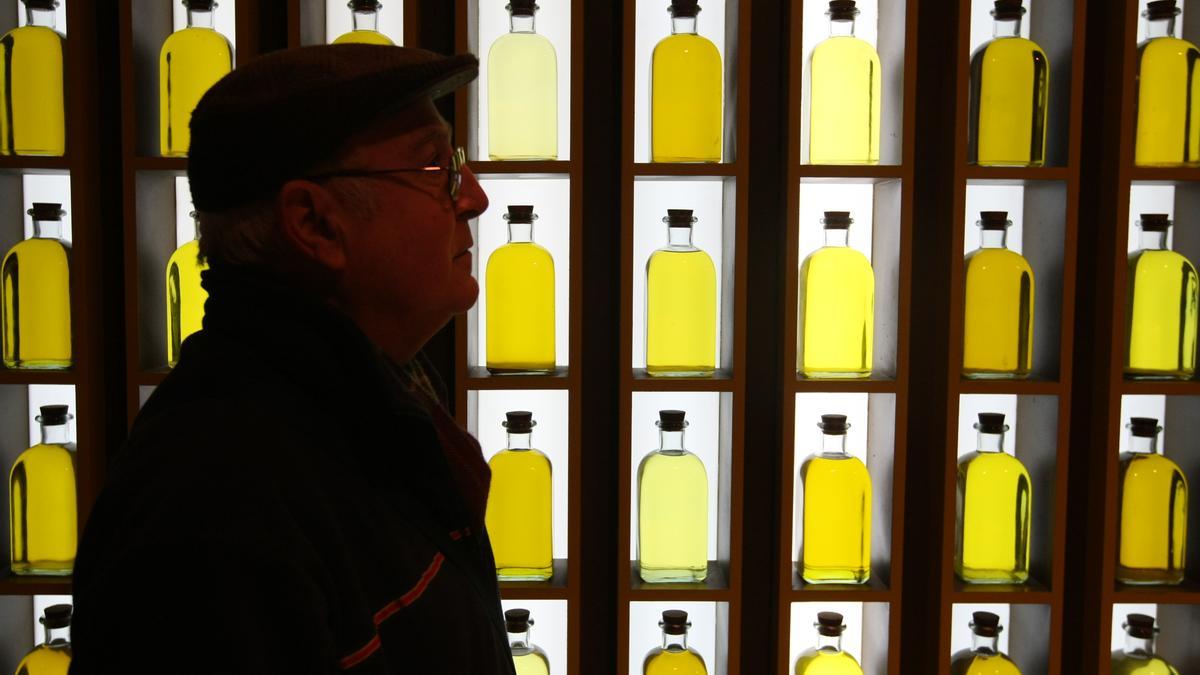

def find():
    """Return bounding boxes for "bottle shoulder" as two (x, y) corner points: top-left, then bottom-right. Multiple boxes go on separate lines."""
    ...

(490, 447), (552, 468)
(639, 449), (707, 473)
(1130, 248), (1198, 274)
(1139, 35), (1200, 57)
(977, 35), (1048, 59)
(812, 35), (881, 60)
(965, 246), (1033, 272)
(1121, 450), (1186, 475)
(12, 442), (74, 467)
(162, 26), (233, 54)
(5, 24), (64, 43)
(802, 452), (869, 473)
(654, 32), (720, 57)
(491, 30), (556, 53)
(802, 245), (873, 270)
(488, 241), (555, 265)
(959, 450), (1029, 474)
(332, 30), (395, 46)
(648, 246), (716, 268)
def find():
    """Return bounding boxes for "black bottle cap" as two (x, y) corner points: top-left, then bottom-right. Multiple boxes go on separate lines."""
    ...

(21, 0), (58, 10)
(1129, 417), (1160, 438)
(670, 0), (700, 18)
(822, 211), (852, 230)
(971, 611), (1001, 637)
(38, 404), (70, 426)
(28, 203), (64, 221)
(503, 411), (535, 433)
(1139, 213), (1171, 232)
(505, 205), (535, 224)
(349, 0), (382, 10)
(1126, 613), (1157, 639)
(819, 414), (849, 435)
(1146, 0), (1180, 20)
(658, 410), (687, 431)
(661, 609), (689, 635)
(828, 0), (858, 20)
(976, 412), (1006, 434)
(816, 612), (845, 637)
(666, 209), (695, 228)
(992, 0), (1025, 20)
(40, 604), (72, 629)
(183, 0), (217, 11)
(979, 211), (1009, 230)
(505, 608), (531, 631)
(508, 0), (537, 17)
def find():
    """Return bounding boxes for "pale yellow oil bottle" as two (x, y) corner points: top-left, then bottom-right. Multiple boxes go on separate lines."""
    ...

(159, 0), (233, 157)
(651, 3), (721, 163)
(951, 612), (1021, 675)
(800, 414), (871, 584)
(505, 609), (551, 675)
(798, 212), (873, 378)
(488, 0), (556, 160)
(968, 4), (1048, 167)
(486, 412), (553, 581)
(9, 405), (76, 576)
(963, 212), (1033, 379)
(1135, 1), (1200, 167)
(166, 217), (208, 368)
(795, 612), (863, 675)
(2, 204), (72, 370)
(0, 1), (65, 156)
(956, 413), (1031, 584)
(646, 210), (716, 376)
(16, 605), (72, 675)
(638, 411), (708, 583)
(331, 0), (395, 45)
(486, 206), (555, 374)
(1125, 215), (1198, 379)
(808, 1), (880, 165)
(644, 610), (707, 675)
(1111, 614), (1181, 675)
(1118, 417), (1188, 585)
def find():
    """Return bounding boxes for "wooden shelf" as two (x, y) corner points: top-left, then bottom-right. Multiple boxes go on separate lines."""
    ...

(0, 570), (71, 596)
(0, 156), (71, 172)
(949, 577), (1053, 604)
(1129, 166), (1200, 184)
(627, 561), (732, 599)
(129, 156), (187, 172)
(0, 369), (76, 386)
(631, 162), (739, 177)
(796, 164), (904, 181)
(962, 165), (1071, 183)
(135, 369), (170, 386)
(628, 369), (736, 392)
(790, 569), (892, 599)
(1112, 578), (1200, 604)
(464, 367), (571, 389)
(956, 378), (1063, 395)
(470, 160), (573, 177)
(793, 375), (899, 393)
(498, 559), (570, 600)
(1119, 378), (1200, 396)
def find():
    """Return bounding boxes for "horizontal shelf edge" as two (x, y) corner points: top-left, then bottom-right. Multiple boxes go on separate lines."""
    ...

(631, 163), (740, 178)
(793, 376), (899, 394)
(628, 369), (738, 392)
(962, 166), (1071, 183)
(465, 367), (574, 389)
(0, 569), (71, 596)
(0, 370), (78, 386)
(796, 165), (905, 181)
(956, 379), (1063, 395)
(130, 156), (188, 172)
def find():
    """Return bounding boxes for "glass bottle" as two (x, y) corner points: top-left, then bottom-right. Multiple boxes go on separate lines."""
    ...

(794, 612), (864, 674)
(1117, 417), (1188, 585)
(9, 404), (76, 576)
(2, 203), (73, 370)
(0, 0), (65, 156)
(799, 414), (871, 584)
(14, 604), (72, 675)
(505, 608), (550, 675)
(1124, 214), (1198, 379)
(955, 412), (1031, 584)
(797, 211), (874, 378)
(485, 411), (553, 581)
(968, 0), (1048, 167)
(1135, 0), (1200, 167)
(1111, 614), (1181, 675)
(645, 209), (716, 377)
(644, 610), (707, 675)
(962, 211), (1034, 379)
(487, 0), (557, 160)
(332, 0), (395, 45)
(486, 205), (556, 374)
(808, 1), (881, 165)
(637, 410), (708, 583)
(651, 0), (722, 163)
(950, 612), (1022, 675)
(166, 211), (208, 368)
(159, 0), (233, 157)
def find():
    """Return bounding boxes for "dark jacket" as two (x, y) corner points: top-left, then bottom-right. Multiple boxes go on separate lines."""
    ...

(70, 267), (516, 675)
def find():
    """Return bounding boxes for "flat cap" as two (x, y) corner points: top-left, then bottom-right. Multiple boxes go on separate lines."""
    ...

(188, 44), (477, 212)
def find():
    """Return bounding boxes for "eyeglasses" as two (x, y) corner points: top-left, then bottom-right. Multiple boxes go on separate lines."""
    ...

(305, 146), (467, 201)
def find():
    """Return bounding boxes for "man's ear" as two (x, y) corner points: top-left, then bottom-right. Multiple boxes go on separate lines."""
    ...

(277, 180), (349, 272)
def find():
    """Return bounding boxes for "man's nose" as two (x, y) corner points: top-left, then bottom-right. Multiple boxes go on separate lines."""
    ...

(455, 166), (488, 221)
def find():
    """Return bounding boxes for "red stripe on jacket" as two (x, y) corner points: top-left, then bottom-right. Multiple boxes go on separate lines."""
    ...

(338, 552), (446, 669)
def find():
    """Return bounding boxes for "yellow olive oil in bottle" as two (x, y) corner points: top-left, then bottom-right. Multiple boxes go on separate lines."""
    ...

(644, 610), (708, 675)
(505, 609), (551, 675)
(2, 203), (72, 370)
(968, 0), (1048, 167)
(331, 0), (395, 45)
(963, 211), (1034, 379)
(1125, 214), (1198, 379)
(486, 411), (553, 581)
(486, 205), (555, 374)
(794, 612), (864, 675)
(1136, 0), (1200, 167)
(1112, 614), (1182, 675)
(159, 0), (232, 157)
(646, 210), (716, 377)
(488, 0), (557, 160)
(799, 414), (871, 584)
(637, 410), (708, 583)
(15, 604), (72, 675)
(808, 0), (881, 165)
(651, 0), (722, 163)
(956, 413), (1031, 584)
(9, 404), (76, 576)
(798, 211), (874, 378)
(0, 0), (65, 156)
(950, 612), (1022, 675)
(1117, 417), (1188, 585)
(166, 211), (208, 368)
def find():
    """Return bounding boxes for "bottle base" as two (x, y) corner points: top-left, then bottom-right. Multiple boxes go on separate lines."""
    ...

(805, 158), (881, 166)
(497, 567), (554, 582)
(1117, 566), (1185, 586)
(0, 148), (66, 157)
(956, 569), (1029, 585)
(486, 365), (557, 376)
(1123, 368), (1195, 380)
(1134, 159), (1200, 168)
(962, 369), (1030, 380)
(798, 369), (872, 380)
(644, 367), (716, 378)
(487, 153), (559, 161)
(972, 159), (1046, 168)
(800, 570), (871, 585)
(637, 565), (709, 584)
(9, 562), (73, 576)
(2, 359), (73, 370)
(650, 156), (722, 164)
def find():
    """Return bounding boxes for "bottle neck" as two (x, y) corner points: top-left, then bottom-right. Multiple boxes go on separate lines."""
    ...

(1124, 633), (1156, 659)
(658, 429), (686, 454)
(820, 433), (849, 457)
(823, 228), (849, 248)
(667, 226), (694, 247)
(977, 430), (1004, 453)
(829, 18), (855, 37)
(662, 631), (689, 651)
(816, 633), (844, 652)
(507, 430), (533, 451)
(971, 633), (999, 655)
(32, 218), (62, 240)
(671, 15), (698, 35)
(352, 8), (380, 32)
(979, 228), (1008, 249)
(993, 16), (1021, 38)
(192, 218), (201, 242)
(508, 628), (534, 656)
(510, 13), (535, 33)
(508, 221), (533, 243)
(1138, 228), (1168, 251)
(1129, 434), (1158, 455)
(41, 422), (70, 445)
(1147, 16), (1176, 40)
(43, 624), (69, 647)
(26, 6), (56, 29)
(188, 8), (215, 29)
